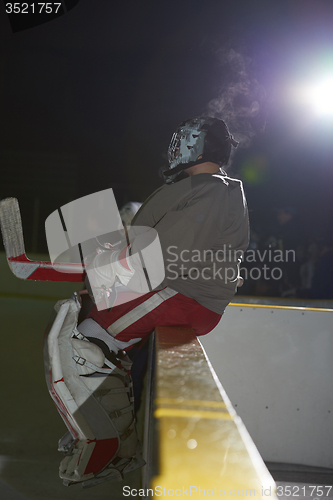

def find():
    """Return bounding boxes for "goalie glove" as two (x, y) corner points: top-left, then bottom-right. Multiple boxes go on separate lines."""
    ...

(86, 245), (134, 310)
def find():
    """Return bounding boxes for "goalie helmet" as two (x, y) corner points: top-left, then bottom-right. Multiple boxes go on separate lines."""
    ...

(164, 116), (238, 181)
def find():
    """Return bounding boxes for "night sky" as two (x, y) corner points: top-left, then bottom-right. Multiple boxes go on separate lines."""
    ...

(1, 0), (333, 253)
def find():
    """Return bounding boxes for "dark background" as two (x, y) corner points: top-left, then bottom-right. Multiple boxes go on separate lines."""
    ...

(1, 0), (333, 296)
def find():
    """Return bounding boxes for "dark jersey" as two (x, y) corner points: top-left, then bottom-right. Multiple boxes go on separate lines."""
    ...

(132, 172), (249, 314)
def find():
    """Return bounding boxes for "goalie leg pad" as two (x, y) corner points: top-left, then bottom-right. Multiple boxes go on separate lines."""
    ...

(43, 298), (142, 486)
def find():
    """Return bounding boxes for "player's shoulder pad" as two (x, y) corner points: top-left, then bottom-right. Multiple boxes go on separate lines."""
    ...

(214, 173), (244, 190)
(192, 172), (242, 191)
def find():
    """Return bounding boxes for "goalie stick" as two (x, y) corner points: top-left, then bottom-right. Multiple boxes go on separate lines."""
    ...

(0, 198), (85, 282)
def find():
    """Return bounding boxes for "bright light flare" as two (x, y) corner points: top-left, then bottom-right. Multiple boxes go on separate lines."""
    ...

(293, 76), (333, 116)
(307, 77), (333, 115)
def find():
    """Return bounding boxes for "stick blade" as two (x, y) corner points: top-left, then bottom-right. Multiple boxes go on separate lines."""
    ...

(0, 197), (25, 260)
(0, 197), (85, 282)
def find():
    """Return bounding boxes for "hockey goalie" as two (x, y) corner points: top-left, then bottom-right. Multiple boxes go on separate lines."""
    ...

(0, 116), (249, 489)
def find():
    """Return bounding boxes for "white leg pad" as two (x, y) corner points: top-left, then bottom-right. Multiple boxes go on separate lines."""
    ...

(43, 297), (144, 486)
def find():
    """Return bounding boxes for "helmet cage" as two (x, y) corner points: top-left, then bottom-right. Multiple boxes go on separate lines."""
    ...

(166, 117), (237, 179)
(167, 121), (207, 170)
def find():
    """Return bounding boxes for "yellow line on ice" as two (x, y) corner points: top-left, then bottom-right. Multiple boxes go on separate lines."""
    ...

(154, 408), (233, 420)
(230, 302), (333, 312)
(155, 398), (227, 408)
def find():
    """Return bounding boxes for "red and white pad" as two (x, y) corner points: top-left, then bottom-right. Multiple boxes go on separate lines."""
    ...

(43, 295), (144, 487)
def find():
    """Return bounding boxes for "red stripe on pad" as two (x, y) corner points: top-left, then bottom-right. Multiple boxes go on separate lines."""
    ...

(84, 438), (119, 475)
(118, 245), (131, 271)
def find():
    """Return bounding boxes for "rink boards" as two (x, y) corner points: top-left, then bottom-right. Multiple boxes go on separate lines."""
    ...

(149, 326), (277, 499)
(200, 300), (333, 469)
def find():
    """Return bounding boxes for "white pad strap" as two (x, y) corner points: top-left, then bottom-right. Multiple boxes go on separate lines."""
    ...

(108, 404), (133, 420)
(72, 354), (125, 376)
(78, 318), (141, 351)
(95, 387), (130, 396)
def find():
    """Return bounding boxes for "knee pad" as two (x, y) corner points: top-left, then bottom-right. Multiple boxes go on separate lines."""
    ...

(43, 296), (144, 487)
